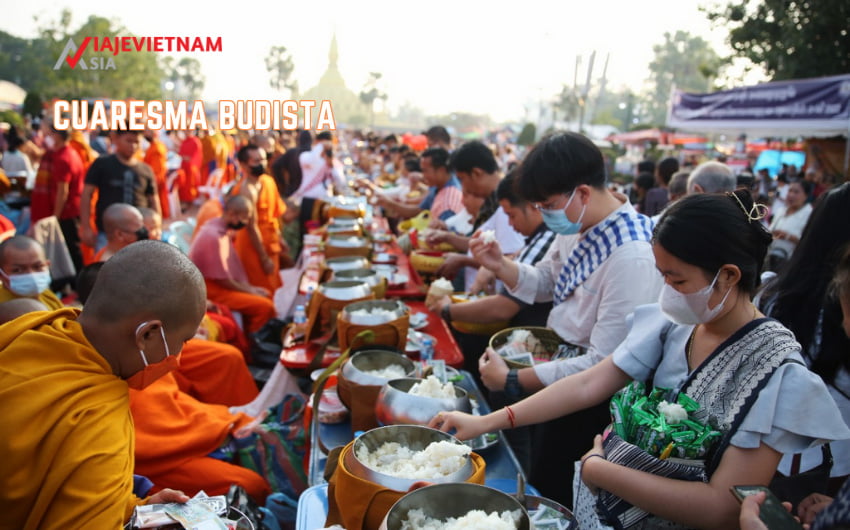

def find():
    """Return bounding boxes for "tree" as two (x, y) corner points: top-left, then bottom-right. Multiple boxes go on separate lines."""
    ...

(705, 0), (850, 80)
(160, 56), (205, 100)
(517, 123), (537, 146)
(643, 31), (721, 126)
(0, 10), (164, 101)
(359, 72), (386, 128)
(265, 45), (298, 98)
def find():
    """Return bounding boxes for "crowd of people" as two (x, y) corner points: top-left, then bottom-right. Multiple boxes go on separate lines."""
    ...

(0, 114), (849, 529)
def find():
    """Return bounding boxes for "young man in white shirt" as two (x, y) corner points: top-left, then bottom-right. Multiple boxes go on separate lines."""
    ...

(470, 131), (663, 506)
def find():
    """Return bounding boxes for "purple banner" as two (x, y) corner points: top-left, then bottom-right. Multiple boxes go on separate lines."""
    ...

(667, 74), (850, 136)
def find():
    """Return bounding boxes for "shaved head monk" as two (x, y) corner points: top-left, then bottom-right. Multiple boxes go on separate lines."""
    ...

(0, 240), (204, 528)
(95, 202), (148, 262)
(0, 235), (62, 309)
(189, 195), (277, 334)
(232, 143), (287, 293)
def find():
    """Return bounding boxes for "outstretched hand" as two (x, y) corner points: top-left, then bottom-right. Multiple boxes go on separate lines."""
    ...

(427, 410), (489, 441)
(146, 488), (190, 505)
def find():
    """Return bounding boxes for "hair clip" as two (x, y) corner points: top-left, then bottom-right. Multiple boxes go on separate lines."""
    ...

(728, 192), (768, 223)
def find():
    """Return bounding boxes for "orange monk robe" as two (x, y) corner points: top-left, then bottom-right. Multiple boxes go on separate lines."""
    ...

(144, 137), (170, 219)
(129, 373), (271, 501)
(200, 133), (217, 184)
(0, 308), (142, 528)
(233, 175), (287, 292)
(172, 338), (258, 406)
(191, 198), (224, 241)
(189, 217), (278, 335)
(0, 211), (15, 241)
(71, 133), (99, 265)
(0, 285), (64, 309)
(81, 187), (99, 265)
(69, 131), (97, 171)
(205, 304), (251, 355)
(178, 135), (203, 203)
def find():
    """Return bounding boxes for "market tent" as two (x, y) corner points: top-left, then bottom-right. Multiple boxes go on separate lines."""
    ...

(0, 80), (26, 111)
(667, 74), (850, 138)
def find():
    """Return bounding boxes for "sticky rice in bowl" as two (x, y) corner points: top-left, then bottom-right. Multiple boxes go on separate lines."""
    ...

(381, 483), (530, 530)
(340, 348), (418, 387)
(345, 425), (474, 491)
(375, 376), (471, 426)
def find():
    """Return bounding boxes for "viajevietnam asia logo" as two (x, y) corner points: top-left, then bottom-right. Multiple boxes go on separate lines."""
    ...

(53, 36), (222, 70)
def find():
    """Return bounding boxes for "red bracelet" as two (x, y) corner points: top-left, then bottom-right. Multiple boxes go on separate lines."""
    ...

(505, 406), (516, 429)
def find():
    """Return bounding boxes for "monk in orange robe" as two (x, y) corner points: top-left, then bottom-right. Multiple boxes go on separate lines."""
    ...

(68, 131), (100, 264)
(0, 242), (203, 529)
(173, 338), (258, 405)
(192, 198), (224, 240)
(144, 130), (171, 219)
(178, 131), (203, 203)
(129, 372), (271, 501)
(84, 230), (258, 404)
(188, 196), (277, 335)
(232, 144), (287, 292)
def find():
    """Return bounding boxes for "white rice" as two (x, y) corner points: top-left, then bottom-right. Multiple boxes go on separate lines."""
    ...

(355, 440), (470, 478)
(401, 508), (521, 530)
(408, 375), (457, 399)
(430, 277), (454, 291)
(658, 400), (688, 424)
(479, 230), (496, 244)
(346, 307), (399, 325)
(363, 364), (407, 379)
(504, 329), (543, 355)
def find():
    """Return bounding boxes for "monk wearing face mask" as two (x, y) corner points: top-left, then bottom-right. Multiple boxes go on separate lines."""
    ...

(93, 202), (149, 262)
(0, 235), (62, 309)
(0, 240), (205, 529)
(188, 194), (277, 335)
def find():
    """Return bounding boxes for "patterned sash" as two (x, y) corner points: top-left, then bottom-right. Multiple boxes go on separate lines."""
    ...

(553, 210), (654, 304)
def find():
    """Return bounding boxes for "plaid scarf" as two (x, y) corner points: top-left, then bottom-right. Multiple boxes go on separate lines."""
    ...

(553, 210), (654, 304)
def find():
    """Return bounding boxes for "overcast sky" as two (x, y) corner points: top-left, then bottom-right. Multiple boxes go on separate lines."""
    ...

(1, 0), (736, 121)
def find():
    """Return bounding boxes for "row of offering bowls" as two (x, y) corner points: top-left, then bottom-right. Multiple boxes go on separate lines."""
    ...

(340, 348), (472, 425)
(339, 350), (572, 529)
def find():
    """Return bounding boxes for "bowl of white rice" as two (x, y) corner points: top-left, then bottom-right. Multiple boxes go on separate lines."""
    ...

(375, 376), (471, 426)
(346, 425), (474, 491)
(327, 235), (370, 248)
(341, 300), (407, 326)
(381, 483), (530, 530)
(341, 348), (418, 387)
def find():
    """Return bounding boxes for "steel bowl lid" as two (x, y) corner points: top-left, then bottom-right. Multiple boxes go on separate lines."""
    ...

(326, 256), (371, 271)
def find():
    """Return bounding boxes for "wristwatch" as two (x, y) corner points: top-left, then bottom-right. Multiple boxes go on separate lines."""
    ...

(440, 304), (452, 324)
(504, 369), (523, 400)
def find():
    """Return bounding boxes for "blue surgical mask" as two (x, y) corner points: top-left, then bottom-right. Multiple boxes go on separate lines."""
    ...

(4, 270), (52, 297)
(540, 190), (586, 235)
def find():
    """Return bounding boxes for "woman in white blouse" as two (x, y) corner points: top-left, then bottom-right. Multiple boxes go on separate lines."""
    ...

(767, 180), (813, 271)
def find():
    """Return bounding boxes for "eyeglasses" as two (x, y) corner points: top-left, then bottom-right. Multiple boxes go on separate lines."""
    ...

(533, 194), (570, 212)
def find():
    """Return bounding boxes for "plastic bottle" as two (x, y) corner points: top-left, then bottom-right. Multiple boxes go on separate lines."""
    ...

(420, 337), (435, 363)
(292, 305), (307, 340)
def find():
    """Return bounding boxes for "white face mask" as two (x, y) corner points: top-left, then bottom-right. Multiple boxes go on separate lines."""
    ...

(658, 270), (732, 325)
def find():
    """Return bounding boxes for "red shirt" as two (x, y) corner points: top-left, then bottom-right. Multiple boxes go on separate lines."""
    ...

(31, 144), (84, 223)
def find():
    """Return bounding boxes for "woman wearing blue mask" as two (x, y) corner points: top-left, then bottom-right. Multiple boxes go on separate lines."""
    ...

(434, 190), (849, 528)
(465, 131), (664, 506)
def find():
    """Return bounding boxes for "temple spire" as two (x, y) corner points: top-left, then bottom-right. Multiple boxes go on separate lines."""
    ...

(329, 33), (338, 69)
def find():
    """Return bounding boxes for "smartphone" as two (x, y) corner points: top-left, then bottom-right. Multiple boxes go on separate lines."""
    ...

(731, 485), (803, 530)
